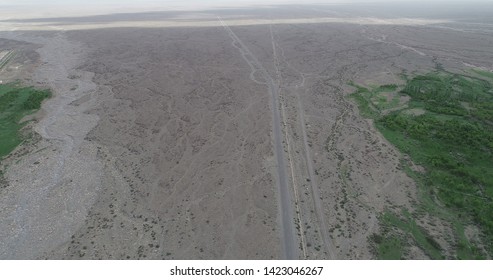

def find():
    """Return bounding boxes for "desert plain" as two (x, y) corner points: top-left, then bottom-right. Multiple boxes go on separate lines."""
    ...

(1, 2), (492, 259)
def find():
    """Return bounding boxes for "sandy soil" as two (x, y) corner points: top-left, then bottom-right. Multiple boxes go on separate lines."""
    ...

(0, 31), (103, 259)
(1, 5), (493, 259)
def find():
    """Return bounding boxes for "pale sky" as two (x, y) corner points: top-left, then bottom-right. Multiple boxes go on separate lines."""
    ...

(0, 0), (387, 19)
(0, 0), (474, 8)
(0, 0), (488, 20)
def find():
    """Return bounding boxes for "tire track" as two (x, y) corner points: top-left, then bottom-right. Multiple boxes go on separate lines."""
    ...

(271, 25), (337, 258)
(218, 17), (298, 259)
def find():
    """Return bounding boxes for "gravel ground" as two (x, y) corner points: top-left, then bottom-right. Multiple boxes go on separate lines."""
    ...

(1, 4), (492, 259)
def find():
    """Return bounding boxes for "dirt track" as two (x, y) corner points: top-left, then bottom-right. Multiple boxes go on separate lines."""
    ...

(219, 17), (298, 259)
(1, 4), (493, 259)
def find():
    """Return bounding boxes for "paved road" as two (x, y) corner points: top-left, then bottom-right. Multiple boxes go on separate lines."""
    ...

(219, 18), (298, 259)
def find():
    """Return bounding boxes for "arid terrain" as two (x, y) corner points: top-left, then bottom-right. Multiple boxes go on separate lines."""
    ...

(1, 3), (492, 259)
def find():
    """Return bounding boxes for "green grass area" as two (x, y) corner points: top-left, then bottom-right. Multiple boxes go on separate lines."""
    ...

(369, 210), (445, 260)
(351, 71), (493, 259)
(0, 83), (51, 158)
(383, 210), (444, 259)
(472, 69), (493, 80)
(376, 235), (403, 260)
(376, 83), (399, 93)
(349, 82), (402, 115)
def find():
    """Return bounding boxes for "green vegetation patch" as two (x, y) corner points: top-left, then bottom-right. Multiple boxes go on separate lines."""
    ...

(472, 69), (493, 81)
(369, 209), (444, 259)
(351, 71), (493, 259)
(0, 83), (51, 158)
(376, 235), (403, 260)
(349, 82), (402, 115)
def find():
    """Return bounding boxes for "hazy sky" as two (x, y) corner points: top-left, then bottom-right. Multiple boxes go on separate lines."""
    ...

(0, 0), (475, 6)
(1, 0), (392, 19)
(1, 0), (490, 30)
(1, 0), (487, 12)
(0, 0), (489, 20)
